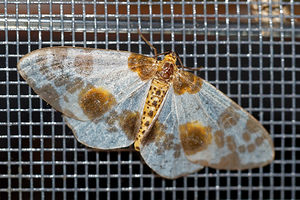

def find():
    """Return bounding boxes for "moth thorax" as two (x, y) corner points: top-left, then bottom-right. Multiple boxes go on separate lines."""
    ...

(160, 62), (175, 80)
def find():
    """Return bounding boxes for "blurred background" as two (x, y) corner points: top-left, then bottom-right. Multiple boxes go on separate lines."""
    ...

(0, 0), (299, 199)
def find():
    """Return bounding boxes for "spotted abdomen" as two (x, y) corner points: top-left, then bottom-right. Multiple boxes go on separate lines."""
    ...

(134, 78), (169, 151)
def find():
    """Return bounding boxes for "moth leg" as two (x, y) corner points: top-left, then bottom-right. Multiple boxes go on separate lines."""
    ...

(175, 52), (203, 71)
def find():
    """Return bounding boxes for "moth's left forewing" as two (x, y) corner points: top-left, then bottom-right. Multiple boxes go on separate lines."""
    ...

(18, 47), (157, 150)
(17, 47), (155, 122)
(64, 81), (151, 149)
(173, 70), (274, 170)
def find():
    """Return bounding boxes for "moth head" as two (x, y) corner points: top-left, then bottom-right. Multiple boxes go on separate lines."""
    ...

(163, 52), (177, 63)
(158, 52), (178, 80)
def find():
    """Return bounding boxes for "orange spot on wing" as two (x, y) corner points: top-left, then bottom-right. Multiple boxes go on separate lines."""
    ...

(226, 135), (237, 152)
(247, 143), (256, 153)
(118, 110), (140, 140)
(79, 86), (116, 120)
(242, 132), (251, 142)
(238, 145), (246, 153)
(128, 53), (157, 80)
(255, 136), (264, 146)
(214, 130), (225, 148)
(142, 121), (181, 158)
(179, 121), (212, 156)
(244, 116), (274, 155)
(105, 109), (140, 140)
(142, 120), (166, 146)
(217, 104), (240, 129)
(173, 71), (203, 95)
(246, 116), (262, 133)
(199, 151), (272, 170)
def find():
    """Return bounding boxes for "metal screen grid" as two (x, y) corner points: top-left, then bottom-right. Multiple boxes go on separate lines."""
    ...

(0, 0), (299, 199)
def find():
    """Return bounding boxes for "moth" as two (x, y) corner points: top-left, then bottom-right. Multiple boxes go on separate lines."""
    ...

(17, 33), (274, 179)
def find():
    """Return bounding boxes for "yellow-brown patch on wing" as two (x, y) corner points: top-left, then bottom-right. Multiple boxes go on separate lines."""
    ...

(255, 136), (264, 146)
(74, 54), (94, 76)
(38, 63), (53, 81)
(79, 86), (116, 120)
(179, 121), (212, 156)
(238, 145), (246, 153)
(246, 116), (262, 134)
(142, 121), (181, 158)
(243, 115), (273, 148)
(199, 151), (271, 170)
(198, 114), (274, 170)
(34, 84), (62, 112)
(200, 152), (240, 169)
(118, 110), (140, 140)
(242, 132), (251, 142)
(105, 110), (118, 127)
(128, 53), (157, 81)
(34, 49), (85, 94)
(173, 143), (182, 158)
(51, 48), (68, 71)
(243, 116), (274, 159)
(102, 109), (140, 140)
(217, 104), (240, 129)
(35, 52), (49, 67)
(37, 53), (58, 82)
(65, 77), (84, 94)
(214, 130), (225, 148)
(226, 135), (237, 152)
(142, 120), (166, 146)
(104, 110), (119, 133)
(247, 143), (256, 153)
(173, 70), (203, 95)
(54, 74), (71, 87)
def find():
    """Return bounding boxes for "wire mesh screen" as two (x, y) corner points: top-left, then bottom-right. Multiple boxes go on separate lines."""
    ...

(0, 0), (299, 199)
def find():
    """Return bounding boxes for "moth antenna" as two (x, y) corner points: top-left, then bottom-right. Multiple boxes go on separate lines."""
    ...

(174, 52), (203, 71)
(155, 50), (172, 57)
(175, 52), (183, 66)
(137, 29), (158, 59)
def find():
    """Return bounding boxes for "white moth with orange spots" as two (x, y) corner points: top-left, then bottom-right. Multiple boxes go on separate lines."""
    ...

(18, 40), (274, 179)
